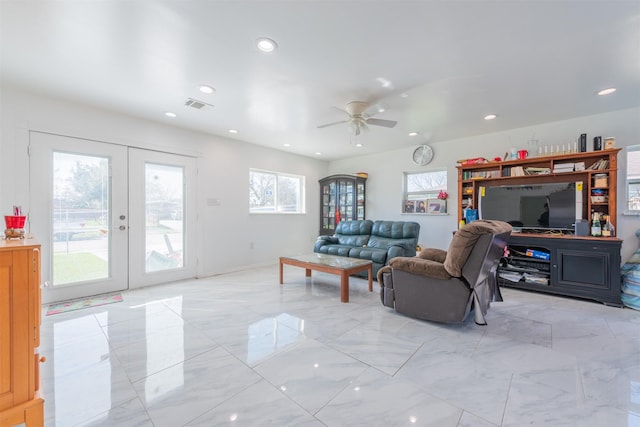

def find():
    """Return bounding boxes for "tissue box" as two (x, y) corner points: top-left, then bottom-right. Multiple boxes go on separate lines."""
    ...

(526, 249), (550, 260)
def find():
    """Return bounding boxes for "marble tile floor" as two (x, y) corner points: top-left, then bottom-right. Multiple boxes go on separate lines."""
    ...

(32, 265), (640, 427)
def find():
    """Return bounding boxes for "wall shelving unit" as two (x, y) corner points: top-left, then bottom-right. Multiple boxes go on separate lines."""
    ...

(456, 148), (623, 306)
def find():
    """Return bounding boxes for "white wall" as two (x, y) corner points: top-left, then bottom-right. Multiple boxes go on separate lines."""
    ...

(0, 85), (329, 277)
(329, 108), (640, 262)
(2, 84), (638, 274)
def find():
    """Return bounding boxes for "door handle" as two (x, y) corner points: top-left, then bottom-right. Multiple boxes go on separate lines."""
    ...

(119, 225), (127, 230)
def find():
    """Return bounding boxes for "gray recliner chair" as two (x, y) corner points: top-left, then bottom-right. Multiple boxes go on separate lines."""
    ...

(378, 220), (512, 325)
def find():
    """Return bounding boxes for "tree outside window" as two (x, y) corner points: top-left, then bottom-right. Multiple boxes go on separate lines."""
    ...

(250, 169), (305, 213)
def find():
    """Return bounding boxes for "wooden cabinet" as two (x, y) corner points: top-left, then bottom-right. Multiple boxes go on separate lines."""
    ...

(456, 148), (621, 229)
(319, 174), (366, 235)
(498, 234), (622, 306)
(0, 238), (44, 427)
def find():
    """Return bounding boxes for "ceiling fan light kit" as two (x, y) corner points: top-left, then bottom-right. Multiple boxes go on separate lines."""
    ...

(317, 101), (397, 136)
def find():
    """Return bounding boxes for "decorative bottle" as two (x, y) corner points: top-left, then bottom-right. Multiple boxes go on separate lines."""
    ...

(590, 212), (602, 237)
(602, 215), (614, 237)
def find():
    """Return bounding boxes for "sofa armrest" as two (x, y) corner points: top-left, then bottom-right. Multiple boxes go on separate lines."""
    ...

(417, 248), (447, 263)
(314, 235), (339, 252)
(389, 257), (452, 280)
(386, 245), (406, 260)
(386, 242), (416, 260)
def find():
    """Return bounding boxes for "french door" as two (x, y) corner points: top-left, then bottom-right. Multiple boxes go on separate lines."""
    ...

(127, 147), (197, 289)
(29, 132), (196, 303)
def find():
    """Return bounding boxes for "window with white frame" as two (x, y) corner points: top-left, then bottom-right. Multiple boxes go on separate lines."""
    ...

(249, 169), (305, 213)
(627, 146), (640, 212)
(403, 170), (448, 213)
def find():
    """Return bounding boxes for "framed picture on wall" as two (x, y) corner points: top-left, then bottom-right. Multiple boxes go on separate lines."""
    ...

(427, 199), (446, 213)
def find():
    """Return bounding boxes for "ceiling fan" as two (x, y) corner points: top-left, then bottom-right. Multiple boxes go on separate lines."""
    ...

(317, 101), (397, 136)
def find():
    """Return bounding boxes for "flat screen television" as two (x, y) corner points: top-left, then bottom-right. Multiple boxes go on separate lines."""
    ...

(478, 182), (582, 231)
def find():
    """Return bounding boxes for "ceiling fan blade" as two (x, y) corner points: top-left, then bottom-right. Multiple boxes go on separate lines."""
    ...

(317, 120), (349, 129)
(365, 118), (397, 128)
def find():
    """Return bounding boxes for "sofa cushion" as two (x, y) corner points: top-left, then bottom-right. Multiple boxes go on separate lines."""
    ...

(336, 220), (373, 235)
(368, 236), (416, 253)
(335, 220), (373, 247)
(369, 220), (420, 255)
(371, 220), (420, 239)
(348, 246), (388, 264)
(316, 244), (353, 257)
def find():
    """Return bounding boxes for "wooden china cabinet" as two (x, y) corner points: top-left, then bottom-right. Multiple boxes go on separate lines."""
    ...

(0, 238), (44, 427)
(319, 174), (366, 235)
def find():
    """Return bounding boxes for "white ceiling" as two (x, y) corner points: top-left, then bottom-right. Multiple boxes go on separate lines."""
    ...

(1, 1), (639, 160)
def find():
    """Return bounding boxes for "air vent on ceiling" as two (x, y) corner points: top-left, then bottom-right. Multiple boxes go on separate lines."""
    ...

(185, 98), (214, 110)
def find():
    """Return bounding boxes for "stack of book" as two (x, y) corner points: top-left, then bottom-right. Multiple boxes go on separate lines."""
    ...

(587, 159), (609, 170)
(553, 162), (575, 173)
(525, 167), (551, 175)
(503, 166), (526, 176)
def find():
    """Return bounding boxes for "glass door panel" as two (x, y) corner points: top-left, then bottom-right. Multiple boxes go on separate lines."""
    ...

(52, 152), (110, 284)
(144, 163), (184, 273)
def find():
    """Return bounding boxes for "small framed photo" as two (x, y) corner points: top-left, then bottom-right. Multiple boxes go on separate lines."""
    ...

(604, 137), (615, 149)
(403, 200), (415, 213)
(427, 199), (446, 213)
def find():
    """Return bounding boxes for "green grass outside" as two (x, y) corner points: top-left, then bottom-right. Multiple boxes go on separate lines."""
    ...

(54, 252), (108, 284)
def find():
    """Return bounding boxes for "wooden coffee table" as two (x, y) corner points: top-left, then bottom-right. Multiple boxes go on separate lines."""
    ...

(279, 253), (373, 303)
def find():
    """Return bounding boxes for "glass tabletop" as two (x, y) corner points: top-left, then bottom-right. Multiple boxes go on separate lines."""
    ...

(281, 253), (372, 268)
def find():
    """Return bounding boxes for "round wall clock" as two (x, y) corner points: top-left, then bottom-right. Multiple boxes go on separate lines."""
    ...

(412, 144), (434, 166)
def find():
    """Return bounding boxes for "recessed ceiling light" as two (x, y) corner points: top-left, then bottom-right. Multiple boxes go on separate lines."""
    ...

(283, 143), (291, 147)
(256, 37), (278, 53)
(199, 85), (215, 94)
(164, 112), (176, 118)
(355, 143), (363, 147)
(228, 129), (238, 134)
(315, 152), (322, 156)
(400, 93), (409, 98)
(597, 87), (616, 96)
(376, 77), (392, 88)
(408, 132), (419, 136)
(484, 114), (497, 120)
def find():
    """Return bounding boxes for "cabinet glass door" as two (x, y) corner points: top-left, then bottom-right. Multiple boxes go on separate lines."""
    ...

(341, 179), (354, 221)
(321, 181), (337, 233)
(356, 181), (365, 219)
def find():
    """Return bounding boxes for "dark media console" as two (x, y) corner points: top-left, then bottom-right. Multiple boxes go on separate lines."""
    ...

(498, 234), (622, 306)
